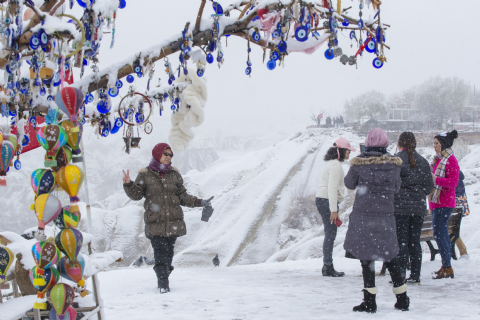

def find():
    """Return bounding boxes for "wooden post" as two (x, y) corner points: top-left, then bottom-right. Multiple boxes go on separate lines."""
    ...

(33, 308), (41, 320)
(12, 278), (19, 298)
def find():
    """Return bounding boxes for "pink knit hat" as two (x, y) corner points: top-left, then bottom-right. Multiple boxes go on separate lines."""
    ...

(365, 128), (389, 148)
(334, 138), (356, 151)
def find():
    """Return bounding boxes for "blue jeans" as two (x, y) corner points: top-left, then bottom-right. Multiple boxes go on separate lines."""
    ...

(316, 198), (338, 266)
(432, 207), (453, 268)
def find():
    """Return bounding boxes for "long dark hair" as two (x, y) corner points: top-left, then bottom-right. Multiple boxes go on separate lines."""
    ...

(398, 132), (416, 168)
(324, 145), (348, 162)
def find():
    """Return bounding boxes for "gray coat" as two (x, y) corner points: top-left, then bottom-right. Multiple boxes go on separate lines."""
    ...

(343, 152), (402, 262)
(393, 150), (433, 216)
(123, 167), (201, 238)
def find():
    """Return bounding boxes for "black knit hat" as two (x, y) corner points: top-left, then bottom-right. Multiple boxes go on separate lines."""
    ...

(435, 130), (458, 150)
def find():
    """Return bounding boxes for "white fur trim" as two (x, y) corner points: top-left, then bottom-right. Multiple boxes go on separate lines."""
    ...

(364, 287), (378, 294)
(392, 284), (407, 295)
(169, 67), (208, 153)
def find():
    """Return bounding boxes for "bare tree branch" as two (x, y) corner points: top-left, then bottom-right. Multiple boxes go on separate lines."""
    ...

(194, 0), (207, 32)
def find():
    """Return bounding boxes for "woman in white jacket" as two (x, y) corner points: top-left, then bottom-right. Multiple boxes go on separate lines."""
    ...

(316, 138), (356, 277)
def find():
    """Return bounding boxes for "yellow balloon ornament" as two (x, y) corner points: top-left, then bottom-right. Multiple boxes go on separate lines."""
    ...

(56, 165), (84, 213)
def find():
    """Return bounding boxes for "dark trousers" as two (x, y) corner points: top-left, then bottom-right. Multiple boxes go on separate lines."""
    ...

(151, 236), (177, 281)
(361, 258), (404, 288)
(395, 215), (424, 280)
(315, 198), (338, 266)
(432, 207), (453, 268)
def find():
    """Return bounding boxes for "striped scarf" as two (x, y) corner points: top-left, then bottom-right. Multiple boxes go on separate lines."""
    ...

(428, 148), (454, 204)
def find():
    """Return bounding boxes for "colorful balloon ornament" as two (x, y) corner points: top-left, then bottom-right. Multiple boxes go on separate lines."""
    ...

(36, 125), (68, 167)
(57, 253), (88, 297)
(31, 241), (61, 286)
(47, 283), (75, 320)
(29, 266), (60, 309)
(0, 247), (14, 283)
(56, 165), (84, 213)
(55, 228), (83, 261)
(34, 193), (63, 230)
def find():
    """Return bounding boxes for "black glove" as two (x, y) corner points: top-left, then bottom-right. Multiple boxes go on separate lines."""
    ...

(201, 196), (214, 207)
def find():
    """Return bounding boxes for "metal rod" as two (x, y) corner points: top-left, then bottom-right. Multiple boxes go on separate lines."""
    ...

(80, 138), (93, 234)
(80, 306), (101, 320)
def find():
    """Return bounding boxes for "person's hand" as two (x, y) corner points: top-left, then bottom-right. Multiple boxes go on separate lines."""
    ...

(122, 169), (131, 184)
(330, 212), (338, 223)
(201, 196), (214, 207)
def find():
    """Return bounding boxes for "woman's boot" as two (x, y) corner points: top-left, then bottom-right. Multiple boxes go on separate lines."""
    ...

(322, 264), (345, 277)
(353, 287), (377, 313)
(433, 267), (454, 279)
(393, 284), (409, 311)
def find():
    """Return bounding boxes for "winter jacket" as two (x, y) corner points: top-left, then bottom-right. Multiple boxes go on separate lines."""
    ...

(455, 171), (465, 197)
(428, 155), (459, 210)
(123, 166), (201, 238)
(316, 159), (345, 212)
(343, 152), (402, 262)
(393, 150), (434, 216)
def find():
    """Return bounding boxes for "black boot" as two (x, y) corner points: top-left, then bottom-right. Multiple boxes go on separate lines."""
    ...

(353, 288), (377, 313)
(405, 277), (420, 284)
(167, 265), (174, 276)
(158, 278), (170, 294)
(322, 264), (345, 277)
(393, 285), (409, 311)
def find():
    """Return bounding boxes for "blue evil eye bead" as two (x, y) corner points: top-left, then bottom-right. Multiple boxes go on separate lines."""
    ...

(30, 116), (36, 124)
(16, 81), (20, 90)
(358, 19), (364, 29)
(5, 17), (10, 24)
(252, 31), (261, 42)
(206, 53), (214, 64)
(163, 93), (168, 98)
(22, 135), (30, 146)
(246, 60), (252, 66)
(53, 72), (61, 87)
(135, 112), (145, 123)
(5, 64), (12, 74)
(7, 82), (14, 89)
(324, 49), (335, 60)
(137, 72), (143, 78)
(119, 0), (127, 9)
(108, 87), (119, 97)
(110, 123), (121, 134)
(77, 0), (87, 7)
(179, 54), (184, 64)
(86, 93), (94, 103)
(294, 26), (309, 42)
(97, 100), (111, 114)
(174, 98), (179, 105)
(5, 29), (10, 38)
(101, 122), (111, 137)
(342, 19), (350, 27)
(329, 15), (336, 32)
(40, 87), (46, 96)
(134, 66), (142, 73)
(366, 39), (376, 53)
(245, 67), (251, 75)
(373, 58), (383, 69)
(266, 60), (276, 70)
(38, 29), (48, 46)
(212, 2), (223, 14)
(183, 69), (188, 75)
(14, 160), (21, 170)
(9, 110), (16, 116)
(116, 80), (123, 88)
(170, 105), (176, 111)
(350, 31), (356, 40)
(126, 75), (134, 83)
(47, 95), (54, 102)
(197, 68), (205, 77)
(271, 51), (279, 61)
(20, 88), (28, 94)
(34, 78), (42, 87)
(80, 117), (86, 125)
(209, 41), (217, 52)
(115, 117), (123, 128)
(29, 34), (40, 49)
(168, 78), (173, 85)
(272, 30), (279, 38)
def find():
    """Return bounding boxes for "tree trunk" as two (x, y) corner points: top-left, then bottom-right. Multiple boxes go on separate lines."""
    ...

(14, 253), (37, 296)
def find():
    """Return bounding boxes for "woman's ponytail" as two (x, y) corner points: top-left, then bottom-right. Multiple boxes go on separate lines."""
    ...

(398, 132), (417, 169)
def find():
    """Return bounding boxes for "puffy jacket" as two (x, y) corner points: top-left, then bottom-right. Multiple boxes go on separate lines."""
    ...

(124, 167), (201, 238)
(429, 155), (459, 210)
(393, 150), (434, 216)
(343, 152), (402, 262)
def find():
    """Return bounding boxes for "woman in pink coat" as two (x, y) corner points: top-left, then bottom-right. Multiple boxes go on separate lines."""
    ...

(429, 130), (459, 279)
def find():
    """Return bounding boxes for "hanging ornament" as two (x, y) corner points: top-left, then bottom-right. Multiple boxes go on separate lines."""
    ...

(0, 141), (14, 186)
(55, 87), (85, 127)
(47, 283), (75, 320)
(56, 165), (84, 213)
(0, 247), (14, 283)
(31, 241), (60, 287)
(34, 193), (62, 230)
(29, 266), (59, 310)
(55, 228), (83, 261)
(49, 305), (77, 320)
(57, 254), (87, 296)
(36, 125), (68, 167)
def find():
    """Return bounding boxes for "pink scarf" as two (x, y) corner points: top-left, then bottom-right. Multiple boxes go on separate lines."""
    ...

(149, 158), (171, 179)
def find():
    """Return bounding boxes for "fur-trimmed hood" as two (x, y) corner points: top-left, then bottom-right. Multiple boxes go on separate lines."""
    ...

(349, 154), (403, 167)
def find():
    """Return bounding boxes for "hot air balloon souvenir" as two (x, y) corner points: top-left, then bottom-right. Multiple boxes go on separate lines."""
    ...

(34, 193), (62, 230)
(55, 228), (83, 261)
(57, 254), (87, 296)
(52, 146), (73, 171)
(54, 206), (81, 229)
(47, 283), (75, 320)
(0, 141), (15, 186)
(56, 165), (84, 213)
(31, 241), (60, 286)
(60, 120), (83, 163)
(29, 266), (59, 309)
(31, 169), (56, 200)
(0, 247), (14, 283)
(55, 87), (84, 127)
(37, 125), (68, 167)
(49, 306), (77, 320)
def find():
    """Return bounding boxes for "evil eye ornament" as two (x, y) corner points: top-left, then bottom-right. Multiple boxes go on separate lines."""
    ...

(22, 135), (30, 146)
(7, 82), (14, 89)
(134, 66), (142, 74)
(126, 75), (134, 83)
(212, 2), (223, 14)
(324, 49), (335, 60)
(30, 117), (36, 125)
(252, 31), (261, 42)
(108, 87), (119, 97)
(29, 34), (40, 49)
(40, 87), (46, 96)
(278, 41), (287, 53)
(358, 19), (364, 29)
(373, 58), (383, 69)
(5, 29), (10, 38)
(53, 72), (61, 87)
(97, 100), (111, 114)
(350, 31), (356, 40)
(271, 51), (280, 61)
(135, 112), (145, 123)
(115, 117), (123, 128)
(101, 122), (111, 137)
(14, 160), (21, 170)
(47, 95), (54, 102)
(342, 19), (350, 27)
(266, 60), (276, 70)
(86, 93), (94, 103)
(245, 67), (252, 75)
(116, 80), (123, 88)
(119, 0), (127, 10)
(272, 30), (279, 39)
(329, 15), (336, 32)
(366, 39), (376, 53)
(197, 68), (205, 77)
(295, 26), (309, 42)
(206, 53), (214, 64)
(39, 29), (48, 46)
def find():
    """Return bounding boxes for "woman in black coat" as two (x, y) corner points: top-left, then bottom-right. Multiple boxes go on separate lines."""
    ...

(344, 128), (409, 313)
(394, 132), (434, 283)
